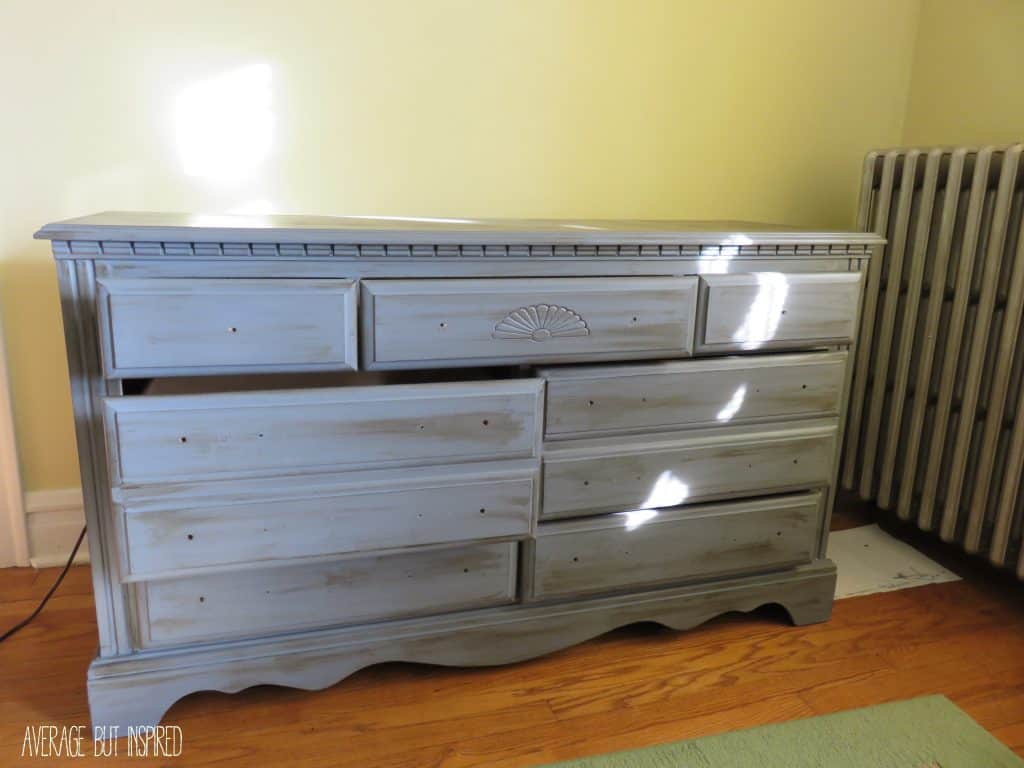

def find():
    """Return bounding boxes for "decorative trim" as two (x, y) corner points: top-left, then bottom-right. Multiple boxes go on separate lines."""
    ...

(86, 560), (836, 730)
(25, 487), (89, 568)
(0, 316), (28, 568)
(52, 240), (870, 260)
(493, 304), (589, 341)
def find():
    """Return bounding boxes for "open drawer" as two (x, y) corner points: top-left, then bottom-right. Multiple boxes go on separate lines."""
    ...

(103, 378), (543, 484)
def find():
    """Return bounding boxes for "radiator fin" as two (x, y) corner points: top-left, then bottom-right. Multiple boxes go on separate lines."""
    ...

(843, 143), (1024, 576)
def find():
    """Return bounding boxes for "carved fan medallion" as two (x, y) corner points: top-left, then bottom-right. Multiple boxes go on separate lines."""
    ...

(492, 304), (590, 341)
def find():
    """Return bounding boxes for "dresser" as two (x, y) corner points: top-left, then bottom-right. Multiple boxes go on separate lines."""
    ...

(36, 213), (878, 730)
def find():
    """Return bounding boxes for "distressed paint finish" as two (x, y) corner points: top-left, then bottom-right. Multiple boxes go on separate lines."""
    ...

(97, 278), (358, 376)
(137, 541), (518, 648)
(119, 461), (539, 579)
(37, 215), (871, 731)
(104, 379), (544, 483)
(541, 421), (837, 519)
(700, 272), (862, 350)
(361, 277), (699, 368)
(529, 493), (821, 599)
(541, 352), (846, 439)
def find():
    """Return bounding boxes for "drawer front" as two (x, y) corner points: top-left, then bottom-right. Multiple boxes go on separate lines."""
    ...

(700, 272), (861, 350)
(119, 462), (538, 579)
(541, 422), (836, 519)
(529, 493), (820, 599)
(97, 278), (358, 376)
(136, 542), (517, 648)
(542, 351), (847, 439)
(361, 277), (698, 368)
(104, 379), (543, 483)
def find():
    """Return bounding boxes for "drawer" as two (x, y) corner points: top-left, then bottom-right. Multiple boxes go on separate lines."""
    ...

(541, 351), (847, 439)
(360, 277), (698, 368)
(541, 420), (837, 519)
(699, 272), (861, 351)
(135, 541), (517, 648)
(528, 493), (821, 599)
(104, 379), (543, 483)
(117, 461), (539, 579)
(97, 278), (358, 376)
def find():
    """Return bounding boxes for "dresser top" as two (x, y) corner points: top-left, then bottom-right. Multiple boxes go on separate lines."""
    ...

(36, 211), (881, 248)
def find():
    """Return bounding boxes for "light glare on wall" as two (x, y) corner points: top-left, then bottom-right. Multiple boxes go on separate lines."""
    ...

(176, 63), (273, 182)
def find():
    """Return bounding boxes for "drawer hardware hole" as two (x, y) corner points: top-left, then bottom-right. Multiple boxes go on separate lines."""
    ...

(481, 419), (489, 426)
(641, 397), (647, 403)
(198, 596), (205, 603)
(583, 480), (589, 486)
(572, 556), (579, 563)
(588, 400), (595, 406)
(439, 322), (447, 329)
(227, 326), (238, 333)
(257, 432), (264, 438)
(479, 508), (486, 515)
(793, 459), (799, 464)
(801, 384), (807, 389)
(178, 436), (187, 443)
(463, 568), (469, 574)
(418, 424), (425, 430)
(631, 316), (638, 323)
(186, 534), (194, 541)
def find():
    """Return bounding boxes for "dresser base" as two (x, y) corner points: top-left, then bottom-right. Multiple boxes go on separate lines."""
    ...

(87, 560), (836, 731)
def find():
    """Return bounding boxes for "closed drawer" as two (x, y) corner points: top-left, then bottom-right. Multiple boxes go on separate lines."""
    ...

(542, 351), (847, 439)
(699, 272), (861, 351)
(529, 493), (820, 599)
(104, 379), (543, 483)
(541, 420), (837, 519)
(135, 541), (517, 648)
(117, 461), (538, 580)
(97, 278), (358, 376)
(361, 277), (698, 369)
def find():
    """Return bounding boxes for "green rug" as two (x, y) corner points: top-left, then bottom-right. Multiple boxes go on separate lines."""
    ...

(543, 696), (1023, 767)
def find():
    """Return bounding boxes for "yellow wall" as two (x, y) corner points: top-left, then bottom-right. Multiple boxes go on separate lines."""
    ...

(902, 0), (1024, 146)
(0, 0), (921, 491)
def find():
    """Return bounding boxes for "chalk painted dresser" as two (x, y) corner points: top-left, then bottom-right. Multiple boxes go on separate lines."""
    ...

(37, 213), (879, 729)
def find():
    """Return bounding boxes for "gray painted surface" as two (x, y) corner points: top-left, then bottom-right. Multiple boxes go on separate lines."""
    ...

(45, 215), (866, 729)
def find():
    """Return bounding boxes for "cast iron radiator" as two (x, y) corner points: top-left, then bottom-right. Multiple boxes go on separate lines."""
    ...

(842, 144), (1024, 578)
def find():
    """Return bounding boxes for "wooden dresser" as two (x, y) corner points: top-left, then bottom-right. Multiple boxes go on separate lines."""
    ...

(36, 213), (879, 730)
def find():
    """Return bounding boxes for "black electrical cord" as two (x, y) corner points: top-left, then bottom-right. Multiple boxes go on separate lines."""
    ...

(0, 525), (87, 644)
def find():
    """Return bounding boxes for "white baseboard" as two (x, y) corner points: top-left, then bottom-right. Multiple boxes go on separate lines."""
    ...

(25, 488), (90, 568)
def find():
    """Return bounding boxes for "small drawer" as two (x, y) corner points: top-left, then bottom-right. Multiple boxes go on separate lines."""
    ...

(360, 277), (698, 369)
(528, 493), (821, 599)
(699, 272), (861, 351)
(103, 379), (543, 484)
(541, 351), (847, 439)
(97, 278), (358, 376)
(117, 461), (539, 579)
(135, 541), (517, 648)
(541, 420), (837, 519)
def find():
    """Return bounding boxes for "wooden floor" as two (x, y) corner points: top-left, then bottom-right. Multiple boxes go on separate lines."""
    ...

(2, 501), (1023, 766)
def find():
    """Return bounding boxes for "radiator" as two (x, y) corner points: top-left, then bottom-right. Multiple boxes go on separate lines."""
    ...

(842, 144), (1024, 578)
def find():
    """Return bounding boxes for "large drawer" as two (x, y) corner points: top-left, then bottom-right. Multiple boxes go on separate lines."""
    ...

(97, 278), (358, 376)
(117, 461), (539, 580)
(541, 351), (847, 439)
(541, 420), (837, 519)
(135, 541), (517, 648)
(103, 379), (543, 483)
(699, 272), (861, 351)
(360, 277), (698, 368)
(528, 493), (821, 599)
